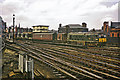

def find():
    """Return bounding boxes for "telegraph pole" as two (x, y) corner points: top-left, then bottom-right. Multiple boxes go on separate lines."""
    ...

(13, 14), (15, 42)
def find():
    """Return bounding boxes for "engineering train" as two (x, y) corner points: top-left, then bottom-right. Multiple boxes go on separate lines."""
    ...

(67, 32), (107, 46)
(16, 31), (107, 47)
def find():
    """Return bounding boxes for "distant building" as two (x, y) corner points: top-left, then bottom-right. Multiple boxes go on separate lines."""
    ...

(0, 16), (6, 39)
(102, 21), (120, 46)
(89, 28), (102, 33)
(32, 25), (49, 33)
(7, 23), (33, 39)
(102, 22), (110, 35)
(17, 27), (33, 34)
(110, 22), (120, 38)
(0, 16), (6, 33)
(7, 26), (13, 39)
(48, 29), (57, 33)
(58, 23), (88, 33)
(16, 24), (33, 38)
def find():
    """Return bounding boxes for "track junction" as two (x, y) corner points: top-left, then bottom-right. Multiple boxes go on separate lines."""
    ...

(5, 40), (120, 80)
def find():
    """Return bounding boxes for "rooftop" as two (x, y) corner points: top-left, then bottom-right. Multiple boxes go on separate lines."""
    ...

(111, 22), (120, 28)
(63, 24), (87, 28)
(32, 25), (49, 27)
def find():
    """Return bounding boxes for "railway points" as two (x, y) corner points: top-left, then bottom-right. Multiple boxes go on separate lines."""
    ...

(2, 40), (120, 80)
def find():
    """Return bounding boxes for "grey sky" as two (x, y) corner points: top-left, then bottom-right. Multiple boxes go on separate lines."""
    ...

(0, 0), (119, 30)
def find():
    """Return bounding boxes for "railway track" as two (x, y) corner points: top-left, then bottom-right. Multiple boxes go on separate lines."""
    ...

(26, 42), (120, 67)
(24, 41), (120, 78)
(21, 41), (118, 79)
(6, 41), (120, 80)
(25, 44), (120, 79)
(20, 43), (99, 80)
(25, 40), (120, 60)
(5, 43), (81, 79)
(0, 40), (5, 51)
(49, 47), (120, 69)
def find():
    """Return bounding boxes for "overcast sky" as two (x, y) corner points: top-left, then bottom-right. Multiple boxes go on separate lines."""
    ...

(0, 0), (119, 30)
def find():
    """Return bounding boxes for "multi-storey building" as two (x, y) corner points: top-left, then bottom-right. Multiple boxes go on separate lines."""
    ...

(102, 22), (110, 35)
(102, 21), (120, 46)
(32, 25), (49, 33)
(58, 23), (88, 33)
(16, 25), (33, 39)
(110, 22), (120, 38)
(7, 24), (33, 39)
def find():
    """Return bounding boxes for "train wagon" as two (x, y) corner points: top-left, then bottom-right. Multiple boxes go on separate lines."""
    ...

(33, 32), (57, 41)
(67, 32), (99, 46)
(17, 32), (32, 39)
(98, 33), (107, 46)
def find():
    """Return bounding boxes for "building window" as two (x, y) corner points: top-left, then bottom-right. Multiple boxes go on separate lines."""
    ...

(37, 29), (39, 31)
(118, 33), (119, 37)
(112, 33), (114, 37)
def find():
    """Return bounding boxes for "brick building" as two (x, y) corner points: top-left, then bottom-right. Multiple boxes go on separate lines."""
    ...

(103, 22), (109, 35)
(7, 24), (33, 39)
(58, 23), (88, 33)
(110, 22), (120, 38)
(103, 21), (120, 46)
(16, 24), (33, 39)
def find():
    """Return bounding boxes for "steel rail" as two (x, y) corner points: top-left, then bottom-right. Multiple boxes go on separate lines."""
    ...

(23, 43), (120, 79)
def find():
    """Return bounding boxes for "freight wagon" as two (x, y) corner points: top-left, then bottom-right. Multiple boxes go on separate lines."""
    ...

(67, 32), (106, 46)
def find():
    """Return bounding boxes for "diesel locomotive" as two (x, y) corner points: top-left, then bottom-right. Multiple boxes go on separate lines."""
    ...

(16, 32), (107, 47)
(67, 32), (106, 46)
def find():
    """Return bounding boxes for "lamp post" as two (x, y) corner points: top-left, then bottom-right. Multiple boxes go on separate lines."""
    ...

(13, 14), (15, 42)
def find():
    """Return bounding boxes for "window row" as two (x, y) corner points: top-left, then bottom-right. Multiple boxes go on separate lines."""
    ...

(69, 35), (98, 41)
(33, 29), (48, 31)
(111, 33), (120, 37)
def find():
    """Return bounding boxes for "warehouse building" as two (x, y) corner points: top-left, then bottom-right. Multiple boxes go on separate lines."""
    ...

(102, 21), (120, 46)
(32, 25), (57, 41)
(58, 23), (88, 33)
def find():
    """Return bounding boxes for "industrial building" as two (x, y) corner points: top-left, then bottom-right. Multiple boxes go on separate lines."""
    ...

(16, 25), (33, 39)
(7, 24), (33, 39)
(58, 23), (88, 33)
(32, 25), (49, 33)
(110, 22), (120, 37)
(102, 21), (120, 46)
(32, 25), (57, 41)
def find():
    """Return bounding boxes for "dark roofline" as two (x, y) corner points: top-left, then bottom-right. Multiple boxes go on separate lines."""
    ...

(111, 21), (120, 28)
(67, 24), (81, 26)
(111, 21), (120, 23)
(32, 25), (49, 27)
(111, 21), (120, 25)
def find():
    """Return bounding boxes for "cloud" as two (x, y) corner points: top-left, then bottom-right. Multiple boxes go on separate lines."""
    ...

(0, 0), (119, 30)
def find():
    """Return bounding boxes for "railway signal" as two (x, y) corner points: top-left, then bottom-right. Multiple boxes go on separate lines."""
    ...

(13, 14), (15, 43)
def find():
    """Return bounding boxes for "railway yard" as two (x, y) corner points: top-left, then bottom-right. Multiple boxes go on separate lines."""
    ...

(0, 3), (120, 80)
(2, 40), (120, 80)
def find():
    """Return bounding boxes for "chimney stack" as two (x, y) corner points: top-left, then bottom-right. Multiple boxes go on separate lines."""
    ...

(82, 22), (87, 27)
(103, 21), (109, 33)
(59, 23), (62, 28)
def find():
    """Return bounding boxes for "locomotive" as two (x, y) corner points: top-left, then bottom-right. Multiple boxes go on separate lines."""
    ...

(67, 32), (106, 46)
(17, 32), (107, 47)
(98, 33), (107, 46)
